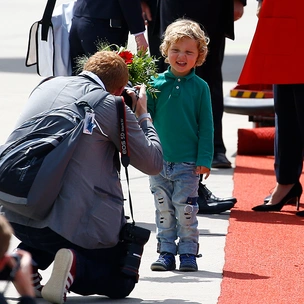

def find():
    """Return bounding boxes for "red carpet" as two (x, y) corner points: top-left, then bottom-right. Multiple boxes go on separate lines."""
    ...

(218, 155), (304, 304)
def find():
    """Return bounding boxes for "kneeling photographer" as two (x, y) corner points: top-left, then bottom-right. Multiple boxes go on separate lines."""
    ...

(2, 50), (162, 303)
(0, 215), (36, 304)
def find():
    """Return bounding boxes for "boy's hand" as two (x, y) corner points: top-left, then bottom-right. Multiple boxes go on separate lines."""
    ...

(196, 166), (210, 179)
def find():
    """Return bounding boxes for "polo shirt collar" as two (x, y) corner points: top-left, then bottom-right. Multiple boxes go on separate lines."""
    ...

(164, 66), (196, 80)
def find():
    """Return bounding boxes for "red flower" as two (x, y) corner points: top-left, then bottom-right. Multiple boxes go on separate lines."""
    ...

(119, 51), (133, 64)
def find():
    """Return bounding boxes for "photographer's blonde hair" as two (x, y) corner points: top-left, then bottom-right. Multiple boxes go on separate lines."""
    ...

(0, 215), (13, 259)
(84, 51), (129, 94)
(160, 18), (209, 67)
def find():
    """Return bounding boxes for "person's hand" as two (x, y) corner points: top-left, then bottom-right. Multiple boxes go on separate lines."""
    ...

(12, 249), (35, 298)
(135, 33), (149, 53)
(126, 84), (148, 118)
(141, 1), (152, 25)
(256, 1), (263, 18)
(125, 85), (151, 123)
(196, 166), (210, 179)
(234, 0), (244, 21)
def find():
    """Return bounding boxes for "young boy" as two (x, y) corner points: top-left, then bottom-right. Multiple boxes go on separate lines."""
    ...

(147, 19), (214, 272)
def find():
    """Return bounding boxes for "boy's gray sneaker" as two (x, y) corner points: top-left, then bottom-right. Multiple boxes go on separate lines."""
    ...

(151, 252), (176, 271)
(179, 254), (198, 272)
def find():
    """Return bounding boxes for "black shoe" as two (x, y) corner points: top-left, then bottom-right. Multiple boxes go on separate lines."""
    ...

(197, 183), (236, 214)
(212, 153), (232, 169)
(252, 182), (302, 212)
(264, 194), (271, 203)
(264, 182), (301, 206)
(296, 211), (304, 217)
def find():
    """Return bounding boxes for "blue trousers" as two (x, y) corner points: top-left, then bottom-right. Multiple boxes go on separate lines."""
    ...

(11, 223), (135, 299)
(274, 84), (304, 184)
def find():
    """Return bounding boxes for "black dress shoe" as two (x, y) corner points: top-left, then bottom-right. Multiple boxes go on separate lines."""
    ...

(212, 153), (232, 169)
(197, 183), (236, 214)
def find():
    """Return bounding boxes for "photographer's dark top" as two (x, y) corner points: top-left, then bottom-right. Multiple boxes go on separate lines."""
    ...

(3, 74), (163, 249)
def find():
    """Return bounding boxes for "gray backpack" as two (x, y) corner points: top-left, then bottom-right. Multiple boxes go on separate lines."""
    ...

(0, 89), (110, 220)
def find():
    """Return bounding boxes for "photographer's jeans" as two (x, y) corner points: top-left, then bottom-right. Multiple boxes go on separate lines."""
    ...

(10, 223), (135, 299)
(149, 161), (200, 256)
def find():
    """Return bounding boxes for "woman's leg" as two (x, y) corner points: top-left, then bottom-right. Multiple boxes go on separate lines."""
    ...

(268, 84), (304, 205)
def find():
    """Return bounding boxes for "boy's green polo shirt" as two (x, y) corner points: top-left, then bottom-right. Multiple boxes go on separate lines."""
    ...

(147, 67), (214, 169)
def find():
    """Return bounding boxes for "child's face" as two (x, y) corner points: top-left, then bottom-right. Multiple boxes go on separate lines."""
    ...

(167, 37), (199, 77)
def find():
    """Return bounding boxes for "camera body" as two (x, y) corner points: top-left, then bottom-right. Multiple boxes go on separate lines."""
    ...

(120, 223), (151, 281)
(0, 253), (20, 281)
(121, 81), (139, 110)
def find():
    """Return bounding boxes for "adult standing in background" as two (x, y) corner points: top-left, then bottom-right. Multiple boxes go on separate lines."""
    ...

(141, 0), (164, 71)
(238, 0), (304, 216)
(151, 0), (246, 168)
(69, 0), (148, 74)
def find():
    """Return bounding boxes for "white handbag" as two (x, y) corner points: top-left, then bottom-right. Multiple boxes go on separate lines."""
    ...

(25, 0), (76, 77)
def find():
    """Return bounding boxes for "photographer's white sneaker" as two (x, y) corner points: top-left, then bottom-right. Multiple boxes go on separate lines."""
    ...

(41, 248), (76, 304)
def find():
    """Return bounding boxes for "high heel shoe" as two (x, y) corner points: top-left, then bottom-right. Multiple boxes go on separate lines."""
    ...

(252, 182), (302, 212)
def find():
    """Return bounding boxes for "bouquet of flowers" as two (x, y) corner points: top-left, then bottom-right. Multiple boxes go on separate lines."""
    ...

(99, 44), (159, 96)
(77, 43), (159, 96)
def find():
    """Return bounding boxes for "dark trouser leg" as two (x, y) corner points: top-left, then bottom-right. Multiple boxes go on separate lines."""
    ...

(195, 33), (226, 154)
(11, 224), (135, 298)
(274, 84), (304, 184)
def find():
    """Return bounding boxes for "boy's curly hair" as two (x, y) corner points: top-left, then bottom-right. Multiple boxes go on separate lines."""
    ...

(0, 215), (13, 259)
(160, 18), (210, 67)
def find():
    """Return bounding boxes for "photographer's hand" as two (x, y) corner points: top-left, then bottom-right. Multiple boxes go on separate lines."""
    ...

(126, 85), (147, 115)
(135, 84), (147, 116)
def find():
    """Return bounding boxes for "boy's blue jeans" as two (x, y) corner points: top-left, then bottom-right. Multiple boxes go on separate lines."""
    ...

(149, 161), (200, 256)
(11, 223), (135, 299)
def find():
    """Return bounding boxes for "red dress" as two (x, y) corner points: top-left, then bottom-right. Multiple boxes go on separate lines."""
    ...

(238, 0), (304, 85)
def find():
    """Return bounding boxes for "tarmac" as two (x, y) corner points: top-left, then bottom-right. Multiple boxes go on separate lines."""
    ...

(0, 1), (259, 303)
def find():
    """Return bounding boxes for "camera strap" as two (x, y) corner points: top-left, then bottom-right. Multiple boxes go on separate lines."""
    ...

(115, 97), (135, 224)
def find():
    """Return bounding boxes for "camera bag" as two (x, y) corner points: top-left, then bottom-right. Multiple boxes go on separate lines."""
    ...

(0, 88), (109, 221)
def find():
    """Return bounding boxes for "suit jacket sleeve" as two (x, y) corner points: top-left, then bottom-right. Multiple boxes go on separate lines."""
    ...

(119, 0), (146, 34)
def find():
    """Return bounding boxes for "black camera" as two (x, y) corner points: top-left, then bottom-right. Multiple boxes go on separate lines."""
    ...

(0, 254), (20, 281)
(121, 81), (139, 110)
(120, 223), (151, 281)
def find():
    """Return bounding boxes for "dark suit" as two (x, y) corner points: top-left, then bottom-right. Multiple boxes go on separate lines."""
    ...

(69, 0), (146, 73)
(150, 0), (246, 156)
